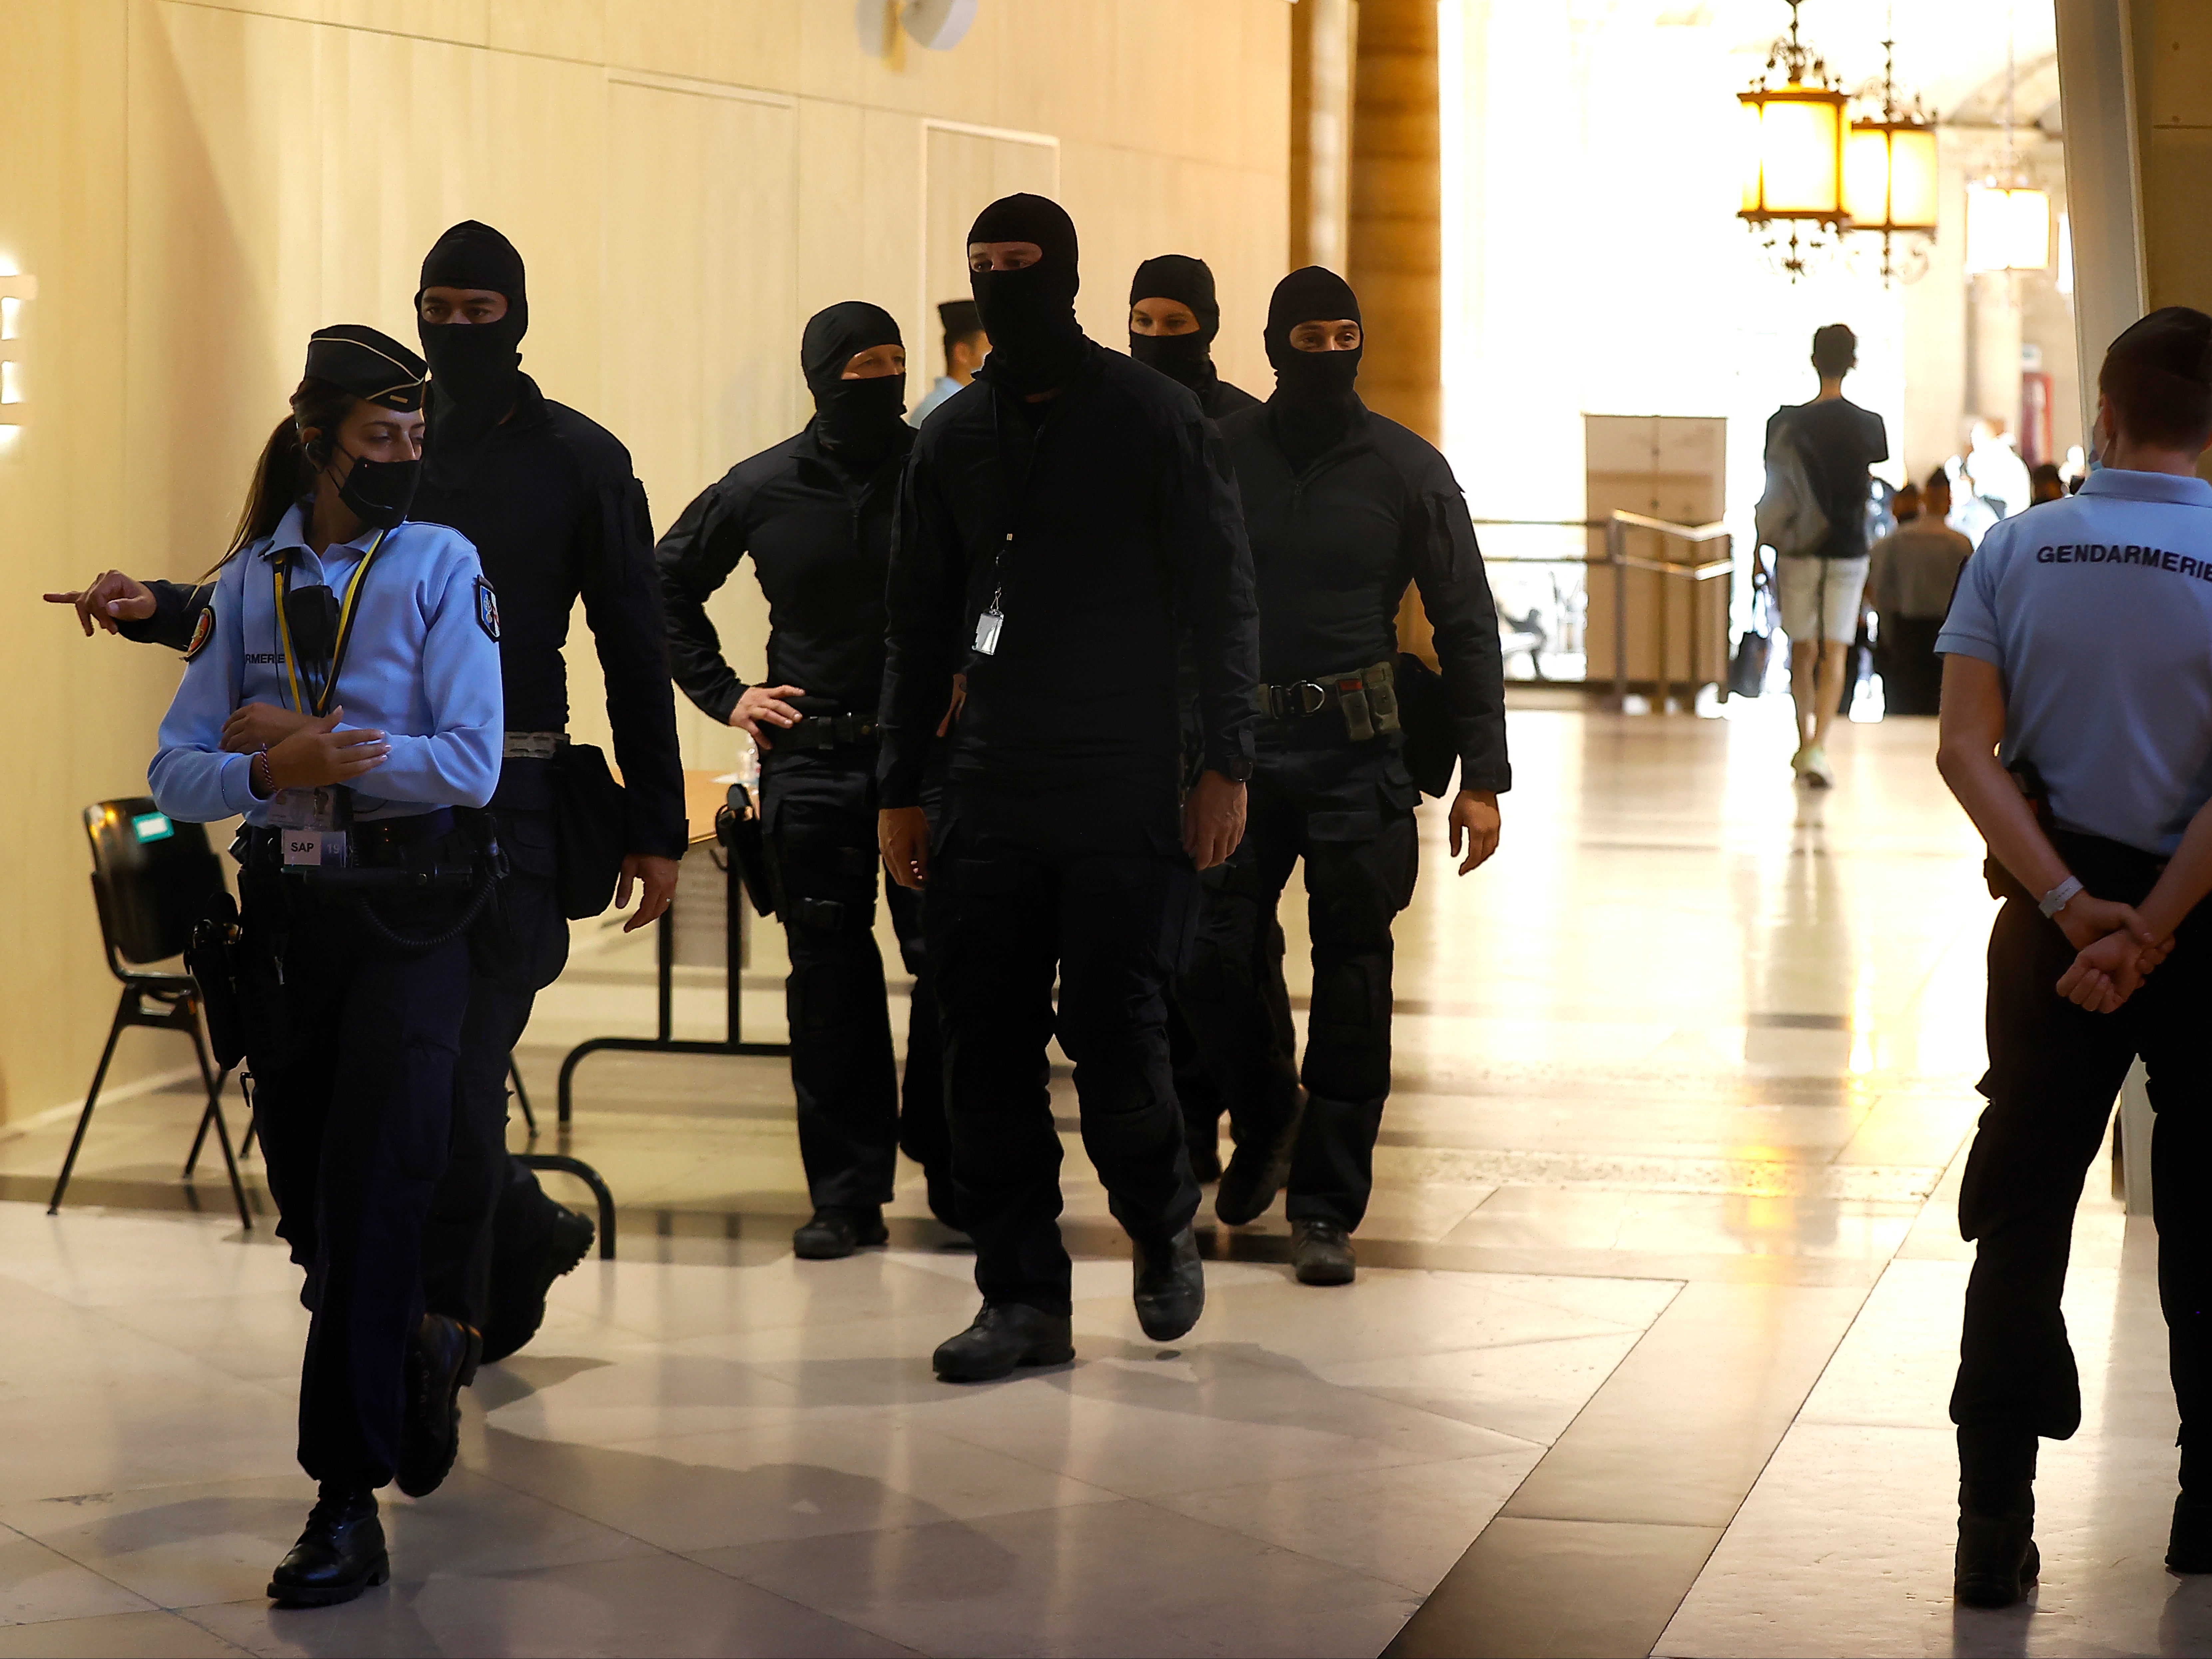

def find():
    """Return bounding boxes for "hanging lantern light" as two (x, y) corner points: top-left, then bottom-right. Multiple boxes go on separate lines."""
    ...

(1738, 1), (1850, 280)
(1965, 184), (2050, 272)
(1963, 8), (2049, 275)
(1843, 34), (1938, 283)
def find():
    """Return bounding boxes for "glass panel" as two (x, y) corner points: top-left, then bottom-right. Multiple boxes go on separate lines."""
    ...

(1841, 128), (1890, 225)
(1888, 128), (1939, 230)
(1758, 94), (1840, 214)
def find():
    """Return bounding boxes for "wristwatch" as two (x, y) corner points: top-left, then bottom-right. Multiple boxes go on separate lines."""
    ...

(2039, 874), (2083, 918)
(1218, 756), (1254, 783)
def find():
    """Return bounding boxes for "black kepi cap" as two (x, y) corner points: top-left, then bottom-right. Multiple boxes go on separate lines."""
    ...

(305, 324), (427, 411)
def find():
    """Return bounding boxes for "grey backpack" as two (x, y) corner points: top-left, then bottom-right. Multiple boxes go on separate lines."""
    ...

(1756, 422), (1831, 557)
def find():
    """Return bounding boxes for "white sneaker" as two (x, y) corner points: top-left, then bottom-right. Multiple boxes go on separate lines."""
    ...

(1802, 745), (1834, 788)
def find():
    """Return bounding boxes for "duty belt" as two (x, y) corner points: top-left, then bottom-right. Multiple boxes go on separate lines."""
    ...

(780, 714), (879, 751)
(1255, 658), (1403, 742)
(503, 731), (567, 760)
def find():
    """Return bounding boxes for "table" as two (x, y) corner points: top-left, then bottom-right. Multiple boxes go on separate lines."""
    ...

(554, 769), (789, 1128)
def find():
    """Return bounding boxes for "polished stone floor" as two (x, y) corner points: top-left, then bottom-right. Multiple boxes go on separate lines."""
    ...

(0, 703), (2192, 1656)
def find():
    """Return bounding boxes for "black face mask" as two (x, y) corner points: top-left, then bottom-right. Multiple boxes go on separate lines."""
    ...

(973, 260), (1087, 394)
(336, 449), (421, 529)
(1129, 331), (1215, 390)
(815, 374), (907, 468)
(416, 221), (532, 492)
(1263, 266), (1365, 466)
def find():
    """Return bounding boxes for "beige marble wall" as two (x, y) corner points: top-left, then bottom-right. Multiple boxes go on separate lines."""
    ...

(0, 0), (1289, 1123)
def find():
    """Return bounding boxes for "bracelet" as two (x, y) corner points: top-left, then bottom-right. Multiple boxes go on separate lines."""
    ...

(2039, 874), (2084, 919)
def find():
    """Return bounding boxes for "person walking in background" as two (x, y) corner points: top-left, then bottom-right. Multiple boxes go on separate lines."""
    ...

(2029, 462), (2067, 506)
(658, 301), (957, 1256)
(1868, 468), (1974, 717)
(910, 300), (986, 427)
(1763, 323), (1888, 788)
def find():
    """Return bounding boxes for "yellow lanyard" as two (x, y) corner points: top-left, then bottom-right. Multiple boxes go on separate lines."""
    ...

(274, 528), (389, 716)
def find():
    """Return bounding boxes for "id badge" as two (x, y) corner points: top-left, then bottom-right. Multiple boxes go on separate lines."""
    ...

(972, 607), (1004, 656)
(282, 829), (349, 867)
(267, 786), (340, 830)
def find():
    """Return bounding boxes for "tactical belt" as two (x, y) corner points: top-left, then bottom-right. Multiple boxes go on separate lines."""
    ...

(1255, 658), (1403, 742)
(503, 731), (567, 760)
(780, 714), (879, 752)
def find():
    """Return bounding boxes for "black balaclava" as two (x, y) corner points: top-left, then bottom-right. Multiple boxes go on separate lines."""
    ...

(1128, 253), (1222, 394)
(1265, 265), (1363, 467)
(802, 301), (906, 469)
(968, 193), (1088, 395)
(416, 220), (529, 489)
(302, 324), (427, 529)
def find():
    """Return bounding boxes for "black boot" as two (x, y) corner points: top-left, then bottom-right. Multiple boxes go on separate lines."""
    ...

(1291, 1218), (1356, 1286)
(397, 1313), (480, 1499)
(793, 1205), (890, 1260)
(1132, 1226), (1205, 1342)
(1215, 1104), (1301, 1227)
(1954, 1480), (2038, 1608)
(267, 1484), (388, 1608)
(933, 1302), (1075, 1382)
(2171, 1491), (2212, 1573)
(480, 1202), (594, 1366)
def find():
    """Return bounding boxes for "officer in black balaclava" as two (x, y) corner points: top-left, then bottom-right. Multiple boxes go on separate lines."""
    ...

(658, 301), (955, 1257)
(403, 220), (686, 1489)
(1180, 266), (1510, 1288)
(1128, 254), (1259, 421)
(877, 192), (1261, 1382)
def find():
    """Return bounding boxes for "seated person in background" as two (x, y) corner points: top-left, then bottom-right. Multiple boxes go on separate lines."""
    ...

(1868, 469), (1974, 716)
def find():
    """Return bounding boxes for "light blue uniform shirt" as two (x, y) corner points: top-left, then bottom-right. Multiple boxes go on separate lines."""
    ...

(1938, 468), (2212, 854)
(150, 504), (503, 825)
(908, 375), (962, 428)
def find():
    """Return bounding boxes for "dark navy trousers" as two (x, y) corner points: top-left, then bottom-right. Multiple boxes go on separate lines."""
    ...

(244, 891), (472, 1489)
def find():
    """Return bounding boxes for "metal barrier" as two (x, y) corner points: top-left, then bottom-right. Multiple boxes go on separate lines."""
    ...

(1472, 513), (1736, 708)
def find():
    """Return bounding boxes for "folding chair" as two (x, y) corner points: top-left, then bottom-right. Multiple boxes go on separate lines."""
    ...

(49, 799), (251, 1229)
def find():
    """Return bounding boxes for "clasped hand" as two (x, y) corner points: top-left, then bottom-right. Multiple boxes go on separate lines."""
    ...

(2054, 893), (2172, 1013)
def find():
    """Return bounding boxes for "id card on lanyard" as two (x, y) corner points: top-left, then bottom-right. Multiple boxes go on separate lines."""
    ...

(267, 530), (389, 854)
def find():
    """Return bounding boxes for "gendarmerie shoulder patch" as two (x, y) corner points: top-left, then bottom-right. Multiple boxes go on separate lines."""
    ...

(184, 606), (215, 662)
(474, 576), (501, 642)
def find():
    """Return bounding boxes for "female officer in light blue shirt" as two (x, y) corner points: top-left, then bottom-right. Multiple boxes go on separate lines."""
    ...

(150, 324), (501, 1609)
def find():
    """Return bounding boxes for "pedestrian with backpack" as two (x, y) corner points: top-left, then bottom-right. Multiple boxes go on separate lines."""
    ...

(1756, 323), (1888, 787)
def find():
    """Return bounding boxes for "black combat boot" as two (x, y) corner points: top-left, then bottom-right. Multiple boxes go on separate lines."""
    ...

(398, 1312), (481, 1499)
(267, 1484), (388, 1607)
(932, 1302), (1075, 1382)
(1132, 1226), (1206, 1341)
(1954, 1480), (2038, 1608)
(2171, 1492), (2212, 1573)
(1291, 1218), (1356, 1285)
(1215, 1105), (1301, 1228)
(480, 1201), (594, 1365)
(793, 1205), (891, 1260)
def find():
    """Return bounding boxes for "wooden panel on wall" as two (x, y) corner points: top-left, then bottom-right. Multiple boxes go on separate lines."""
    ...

(922, 123), (1059, 344)
(590, 76), (800, 779)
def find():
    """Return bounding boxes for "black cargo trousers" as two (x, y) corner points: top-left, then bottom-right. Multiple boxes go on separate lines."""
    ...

(1176, 729), (1419, 1231)
(420, 791), (571, 1333)
(1953, 831), (2212, 1488)
(926, 778), (1202, 1315)
(762, 745), (947, 1208)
